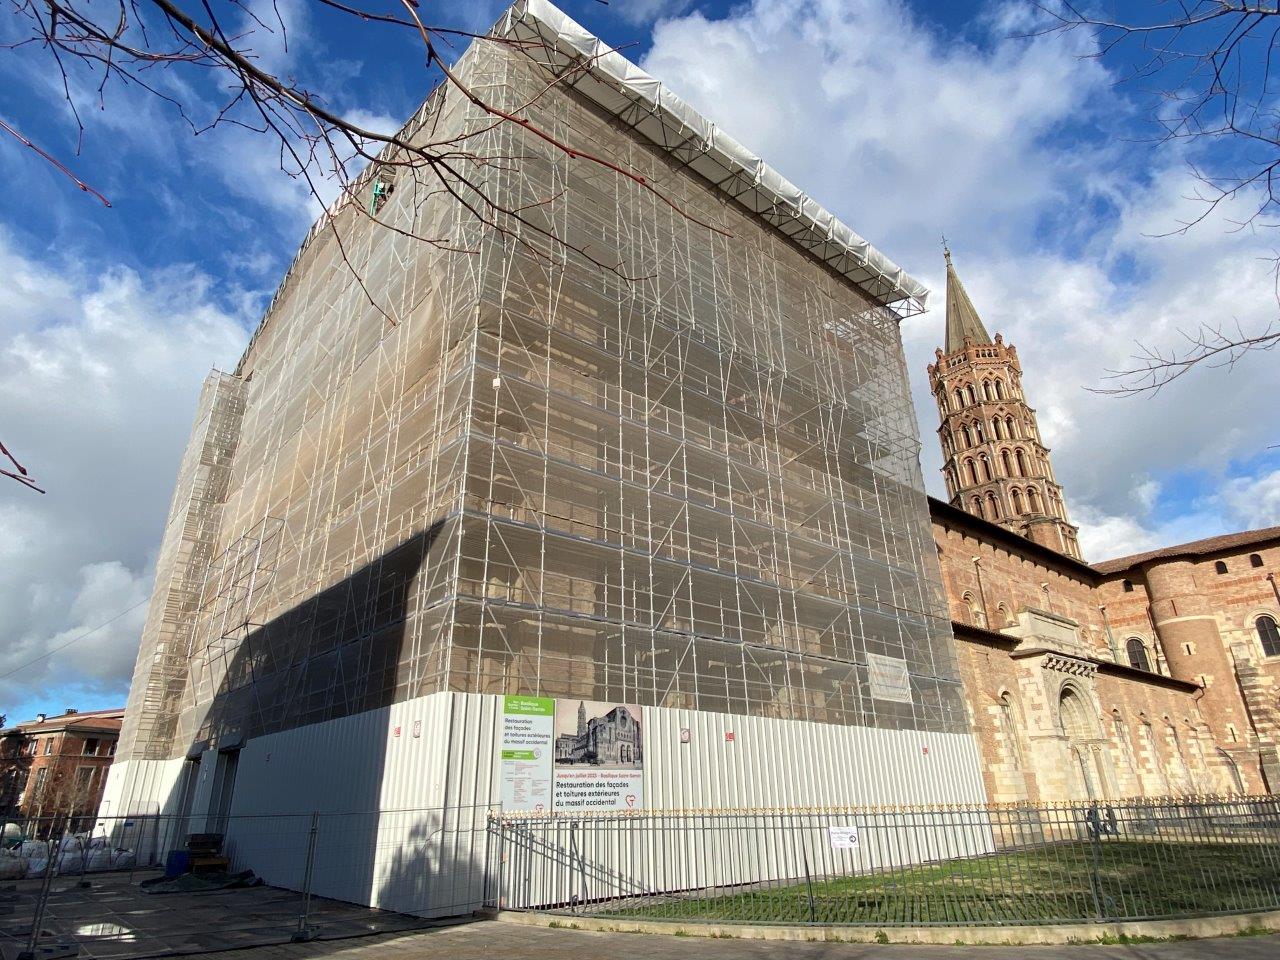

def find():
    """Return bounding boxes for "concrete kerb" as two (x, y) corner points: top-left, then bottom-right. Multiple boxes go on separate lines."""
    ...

(488, 908), (1280, 946)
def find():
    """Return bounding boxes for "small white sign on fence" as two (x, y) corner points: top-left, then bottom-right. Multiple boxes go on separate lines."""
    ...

(828, 825), (859, 849)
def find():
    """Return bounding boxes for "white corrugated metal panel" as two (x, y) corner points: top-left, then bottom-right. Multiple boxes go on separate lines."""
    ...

(97, 758), (187, 818)
(104, 692), (984, 916)
(222, 696), (474, 915)
(641, 705), (985, 811)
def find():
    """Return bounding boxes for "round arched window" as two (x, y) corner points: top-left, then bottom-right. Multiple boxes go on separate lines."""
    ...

(1257, 615), (1280, 658)
(1126, 638), (1151, 672)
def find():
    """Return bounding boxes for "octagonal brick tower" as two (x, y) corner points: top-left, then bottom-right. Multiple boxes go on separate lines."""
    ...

(927, 248), (1081, 560)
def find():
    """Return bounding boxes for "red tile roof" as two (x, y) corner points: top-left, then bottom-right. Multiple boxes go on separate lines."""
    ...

(1094, 526), (1280, 575)
(9, 708), (125, 732)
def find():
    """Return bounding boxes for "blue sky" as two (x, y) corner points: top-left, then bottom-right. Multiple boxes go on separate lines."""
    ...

(2, 0), (1278, 723)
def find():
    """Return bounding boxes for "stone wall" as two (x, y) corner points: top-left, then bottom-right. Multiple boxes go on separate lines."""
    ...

(931, 500), (1273, 801)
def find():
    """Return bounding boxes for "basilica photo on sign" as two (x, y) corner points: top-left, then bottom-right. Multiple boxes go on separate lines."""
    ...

(554, 701), (643, 769)
(928, 249), (1280, 804)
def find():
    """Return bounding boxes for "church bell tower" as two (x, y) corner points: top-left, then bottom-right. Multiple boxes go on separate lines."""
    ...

(927, 249), (1082, 560)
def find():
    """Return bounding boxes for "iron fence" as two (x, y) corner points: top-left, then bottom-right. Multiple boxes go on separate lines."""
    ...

(0, 804), (495, 959)
(491, 795), (1280, 926)
(2, 795), (1277, 958)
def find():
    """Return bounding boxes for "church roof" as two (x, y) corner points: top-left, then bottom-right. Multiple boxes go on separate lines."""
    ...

(943, 248), (993, 353)
(1094, 525), (1280, 574)
(929, 496), (1096, 579)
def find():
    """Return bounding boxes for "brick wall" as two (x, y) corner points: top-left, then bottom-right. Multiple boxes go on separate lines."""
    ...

(932, 502), (1273, 801)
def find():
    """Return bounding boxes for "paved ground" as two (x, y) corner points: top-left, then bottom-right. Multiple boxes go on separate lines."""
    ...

(190, 920), (1280, 959)
(4, 875), (1278, 959)
(0, 872), (426, 959)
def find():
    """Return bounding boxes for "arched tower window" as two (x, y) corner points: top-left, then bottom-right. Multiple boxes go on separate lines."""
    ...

(954, 388), (965, 409)
(961, 426), (972, 448)
(965, 458), (979, 485)
(967, 384), (977, 405)
(1126, 638), (1151, 672)
(971, 495), (985, 519)
(1006, 416), (1017, 438)
(974, 422), (985, 443)
(1026, 486), (1041, 512)
(1000, 449), (1012, 477)
(1257, 615), (1280, 657)
(1011, 488), (1025, 514)
(983, 380), (996, 401)
(987, 493), (1001, 519)
(994, 379), (1006, 399)
(981, 458), (993, 482)
(1015, 449), (1027, 477)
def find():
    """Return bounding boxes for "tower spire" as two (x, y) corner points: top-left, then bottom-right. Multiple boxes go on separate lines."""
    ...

(944, 249), (992, 354)
(927, 247), (1082, 561)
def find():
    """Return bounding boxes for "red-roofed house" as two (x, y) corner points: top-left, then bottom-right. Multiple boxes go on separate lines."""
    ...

(0, 708), (125, 828)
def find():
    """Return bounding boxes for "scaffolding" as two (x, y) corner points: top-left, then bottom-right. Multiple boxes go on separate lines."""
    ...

(119, 2), (968, 764)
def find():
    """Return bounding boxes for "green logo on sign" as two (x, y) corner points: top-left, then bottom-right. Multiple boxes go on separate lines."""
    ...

(504, 695), (554, 716)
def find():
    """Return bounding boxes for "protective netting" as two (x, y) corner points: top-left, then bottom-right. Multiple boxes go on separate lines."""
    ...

(119, 18), (967, 764)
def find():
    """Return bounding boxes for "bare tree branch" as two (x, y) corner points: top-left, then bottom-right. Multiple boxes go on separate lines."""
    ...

(1095, 318), (1280, 396)
(0, 441), (44, 494)
(1035, 1), (1280, 396)
(2, 0), (734, 491)
(0, 116), (109, 206)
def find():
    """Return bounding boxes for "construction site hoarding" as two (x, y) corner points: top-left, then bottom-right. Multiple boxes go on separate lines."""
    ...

(112, 0), (973, 817)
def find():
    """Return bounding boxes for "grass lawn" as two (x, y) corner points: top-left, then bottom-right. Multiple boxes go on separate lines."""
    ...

(602, 841), (1280, 925)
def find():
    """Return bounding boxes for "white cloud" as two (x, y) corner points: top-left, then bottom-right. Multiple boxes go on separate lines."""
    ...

(1134, 478), (1162, 513)
(1221, 470), (1280, 529)
(236, 0), (313, 76)
(0, 231), (245, 714)
(643, 0), (1107, 257)
(1073, 509), (1165, 563)
(642, 0), (1280, 561)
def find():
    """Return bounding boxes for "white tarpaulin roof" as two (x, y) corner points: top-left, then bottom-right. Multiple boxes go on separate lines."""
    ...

(498, 0), (930, 312)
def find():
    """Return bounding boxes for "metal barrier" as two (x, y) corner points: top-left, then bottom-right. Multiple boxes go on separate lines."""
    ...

(4, 795), (1276, 957)
(490, 796), (1280, 926)
(0, 804), (496, 959)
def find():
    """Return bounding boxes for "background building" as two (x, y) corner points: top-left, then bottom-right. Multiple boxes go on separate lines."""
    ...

(0, 708), (123, 828)
(102, 0), (987, 913)
(931, 251), (1280, 802)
